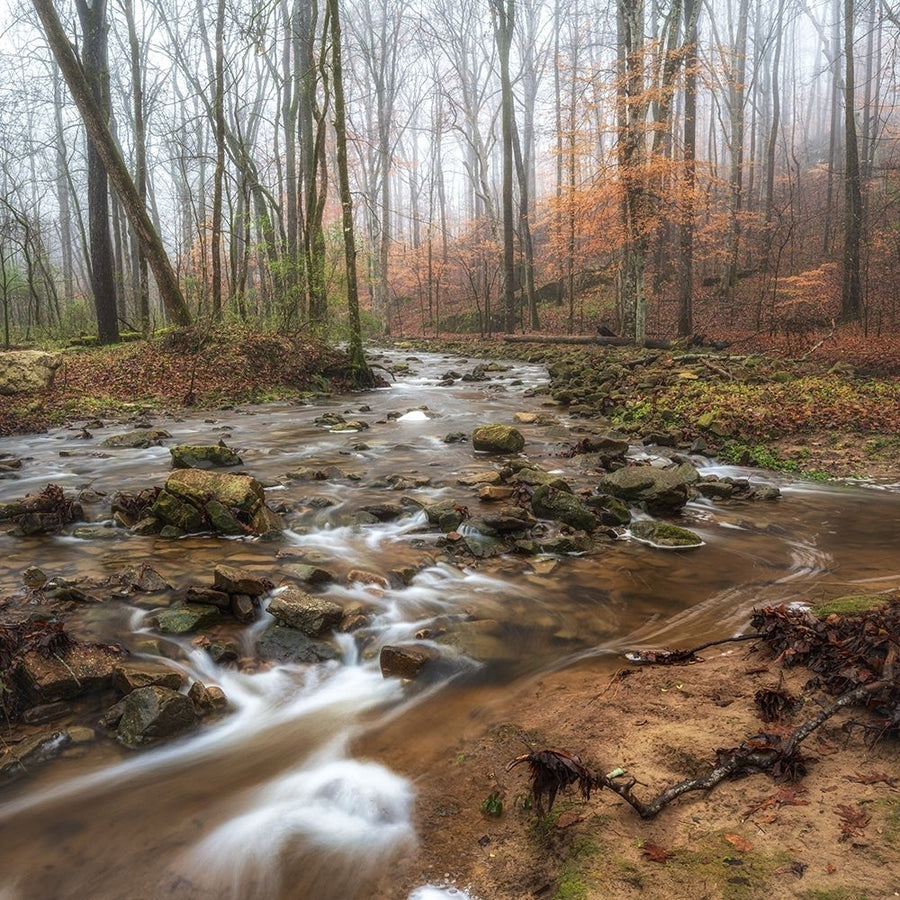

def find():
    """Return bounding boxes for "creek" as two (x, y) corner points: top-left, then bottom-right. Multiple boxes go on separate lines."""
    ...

(0, 348), (898, 900)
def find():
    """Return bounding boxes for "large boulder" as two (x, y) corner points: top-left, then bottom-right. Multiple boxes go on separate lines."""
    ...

(599, 462), (699, 512)
(115, 686), (196, 747)
(267, 587), (343, 636)
(0, 350), (62, 395)
(472, 424), (525, 454)
(148, 469), (282, 537)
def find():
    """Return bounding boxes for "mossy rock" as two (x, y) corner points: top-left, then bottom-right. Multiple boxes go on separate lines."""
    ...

(472, 424), (525, 453)
(170, 444), (243, 469)
(629, 520), (703, 549)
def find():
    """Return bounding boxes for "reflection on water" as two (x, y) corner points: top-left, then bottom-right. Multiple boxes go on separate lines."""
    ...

(1, 350), (898, 898)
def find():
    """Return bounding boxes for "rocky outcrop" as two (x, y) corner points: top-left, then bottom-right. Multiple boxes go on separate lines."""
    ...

(0, 350), (62, 395)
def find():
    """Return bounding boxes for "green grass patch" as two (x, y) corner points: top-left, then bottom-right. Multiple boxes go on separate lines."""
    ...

(814, 594), (890, 617)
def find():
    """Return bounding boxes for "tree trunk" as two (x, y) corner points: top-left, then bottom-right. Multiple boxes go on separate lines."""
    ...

(32, 0), (192, 328)
(326, 0), (374, 387)
(841, 0), (863, 322)
(74, 0), (118, 344)
(491, 0), (518, 334)
(677, 0), (698, 337)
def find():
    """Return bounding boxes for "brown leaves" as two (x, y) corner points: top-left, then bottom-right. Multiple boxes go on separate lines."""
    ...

(724, 834), (754, 852)
(750, 602), (900, 741)
(744, 785), (809, 818)
(835, 804), (870, 839)
(641, 842), (674, 863)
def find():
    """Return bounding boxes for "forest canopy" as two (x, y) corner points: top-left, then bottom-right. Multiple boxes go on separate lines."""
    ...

(0, 0), (897, 346)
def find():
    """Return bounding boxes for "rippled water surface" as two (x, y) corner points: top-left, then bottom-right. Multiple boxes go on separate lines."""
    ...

(0, 349), (898, 899)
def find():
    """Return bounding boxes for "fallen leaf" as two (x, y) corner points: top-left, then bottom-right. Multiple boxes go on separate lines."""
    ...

(724, 834), (754, 852)
(641, 843), (674, 863)
(825, 864), (837, 874)
(555, 811), (583, 829)
(845, 773), (897, 787)
(774, 861), (808, 878)
(836, 804), (870, 838)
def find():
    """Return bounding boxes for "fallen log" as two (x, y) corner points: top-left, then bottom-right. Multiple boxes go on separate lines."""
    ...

(502, 334), (674, 349)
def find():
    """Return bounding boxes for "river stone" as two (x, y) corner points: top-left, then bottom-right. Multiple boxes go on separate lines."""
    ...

(473, 506), (536, 534)
(438, 619), (520, 664)
(155, 603), (221, 634)
(456, 472), (502, 486)
(531, 484), (596, 531)
(0, 350), (62, 395)
(150, 489), (205, 533)
(231, 594), (257, 623)
(379, 644), (441, 680)
(422, 500), (466, 532)
(188, 681), (228, 714)
(184, 585), (232, 609)
(256, 624), (339, 663)
(102, 428), (171, 449)
(113, 662), (185, 695)
(281, 563), (335, 586)
(629, 520), (703, 549)
(267, 587), (342, 636)
(472, 424), (525, 453)
(599, 462), (698, 511)
(478, 485), (515, 501)
(0, 731), (70, 780)
(511, 466), (571, 490)
(170, 444), (243, 469)
(586, 494), (632, 525)
(165, 468), (264, 511)
(116, 686), (196, 747)
(213, 564), (273, 598)
(17, 644), (120, 702)
(203, 499), (245, 535)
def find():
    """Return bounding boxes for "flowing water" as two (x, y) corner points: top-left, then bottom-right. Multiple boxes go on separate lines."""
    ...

(0, 349), (898, 899)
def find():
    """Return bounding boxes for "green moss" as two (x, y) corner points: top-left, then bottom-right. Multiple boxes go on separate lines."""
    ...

(814, 594), (889, 617)
(797, 890), (872, 900)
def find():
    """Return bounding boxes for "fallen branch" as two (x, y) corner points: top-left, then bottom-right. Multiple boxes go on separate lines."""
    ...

(624, 632), (762, 665)
(508, 680), (889, 820)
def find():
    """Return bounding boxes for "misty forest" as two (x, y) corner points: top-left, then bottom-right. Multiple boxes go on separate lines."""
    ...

(0, 0), (898, 348)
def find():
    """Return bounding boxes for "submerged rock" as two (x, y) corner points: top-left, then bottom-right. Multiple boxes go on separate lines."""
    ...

(256, 625), (339, 663)
(629, 520), (703, 549)
(102, 428), (171, 449)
